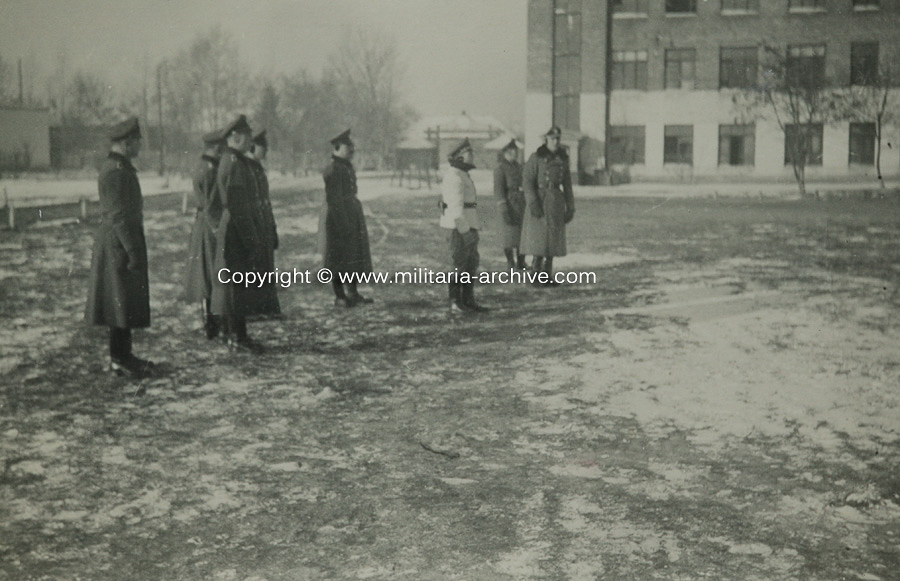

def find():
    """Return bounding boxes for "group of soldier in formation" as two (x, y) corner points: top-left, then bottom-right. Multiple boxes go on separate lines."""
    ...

(84, 115), (576, 377)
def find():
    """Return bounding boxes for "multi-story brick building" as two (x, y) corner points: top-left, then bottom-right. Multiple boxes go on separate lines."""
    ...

(526, 0), (900, 182)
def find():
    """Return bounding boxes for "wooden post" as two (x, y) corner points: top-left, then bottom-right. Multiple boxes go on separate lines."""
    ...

(8, 202), (14, 230)
(80, 197), (88, 220)
(182, 190), (189, 215)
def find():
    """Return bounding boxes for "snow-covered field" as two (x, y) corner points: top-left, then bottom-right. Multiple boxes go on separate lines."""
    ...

(1, 182), (899, 580)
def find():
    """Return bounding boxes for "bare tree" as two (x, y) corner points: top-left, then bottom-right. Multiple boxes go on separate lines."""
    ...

(165, 26), (250, 135)
(324, 27), (417, 169)
(835, 62), (900, 190)
(64, 71), (117, 126)
(734, 45), (843, 197)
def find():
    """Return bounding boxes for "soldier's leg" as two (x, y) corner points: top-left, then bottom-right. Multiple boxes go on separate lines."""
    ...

(504, 248), (516, 270)
(515, 250), (527, 271)
(346, 281), (373, 305)
(531, 256), (545, 286)
(448, 231), (468, 313)
(333, 279), (355, 308)
(463, 232), (488, 312)
(544, 257), (560, 287)
(109, 327), (131, 362)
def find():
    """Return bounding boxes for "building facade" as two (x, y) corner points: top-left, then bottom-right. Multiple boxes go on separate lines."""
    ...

(526, 0), (900, 182)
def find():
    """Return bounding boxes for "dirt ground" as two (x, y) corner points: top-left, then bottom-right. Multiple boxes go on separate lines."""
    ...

(1, 181), (899, 580)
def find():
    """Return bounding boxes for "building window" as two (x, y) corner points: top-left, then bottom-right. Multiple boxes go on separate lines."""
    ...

(665, 49), (696, 89)
(720, 47), (758, 89)
(553, 0), (582, 132)
(612, 0), (649, 14)
(664, 125), (693, 165)
(612, 51), (648, 90)
(849, 122), (876, 165)
(852, 0), (879, 10)
(718, 125), (755, 166)
(786, 45), (826, 89)
(784, 124), (823, 166)
(850, 43), (879, 86)
(788, 0), (826, 11)
(722, 0), (759, 11)
(608, 126), (646, 165)
(666, 0), (697, 13)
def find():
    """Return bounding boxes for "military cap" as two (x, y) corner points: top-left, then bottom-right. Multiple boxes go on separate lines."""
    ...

(108, 116), (141, 141)
(501, 138), (519, 153)
(330, 128), (353, 147)
(202, 128), (224, 145)
(544, 126), (562, 139)
(222, 114), (252, 138)
(448, 138), (473, 159)
(252, 129), (268, 148)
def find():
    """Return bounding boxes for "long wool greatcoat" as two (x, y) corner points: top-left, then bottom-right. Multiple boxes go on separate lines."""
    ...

(210, 148), (276, 318)
(85, 152), (150, 329)
(493, 157), (525, 248)
(247, 156), (280, 315)
(184, 154), (221, 303)
(520, 145), (575, 257)
(318, 155), (372, 274)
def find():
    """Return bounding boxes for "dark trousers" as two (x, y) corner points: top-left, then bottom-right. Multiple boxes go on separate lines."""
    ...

(109, 327), (132, 361)
(449, 229), (479, 302)
(221, 316), (248, 340)
(332, 280), (359, 298)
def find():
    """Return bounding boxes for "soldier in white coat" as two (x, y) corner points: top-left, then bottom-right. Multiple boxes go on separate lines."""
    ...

(440, 138), (488, 314)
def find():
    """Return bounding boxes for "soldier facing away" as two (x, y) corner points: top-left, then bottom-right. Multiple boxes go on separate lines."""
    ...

(319, 129), (373, 308)
(440, 138), (488, 314)
(521, 126), (575, 286)
(85, 116), (154, 377)
(246, 128), (281, 318)
(493, 138), (526, 271)
(185, 128), (225, 339)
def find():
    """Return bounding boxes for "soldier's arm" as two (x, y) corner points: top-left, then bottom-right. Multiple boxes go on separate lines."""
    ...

(324, 167), (353, 232)
(100, 169), (144, 266)
(523, 156), (543, 218)
(562, 162), (575, 221)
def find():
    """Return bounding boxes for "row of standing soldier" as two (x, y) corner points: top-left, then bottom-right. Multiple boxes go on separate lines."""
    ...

(85, 114), (573, 377)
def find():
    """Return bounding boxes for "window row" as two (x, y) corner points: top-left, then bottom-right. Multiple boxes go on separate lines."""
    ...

(611, 42), (880, 90)
(612, 0), (878, 15)
(607, 123), (878, 166)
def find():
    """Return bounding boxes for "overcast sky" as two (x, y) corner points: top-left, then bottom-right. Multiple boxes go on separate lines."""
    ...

(0, 0), (527, 130)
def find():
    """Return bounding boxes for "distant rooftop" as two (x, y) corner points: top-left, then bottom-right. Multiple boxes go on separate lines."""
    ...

(406, 111), (509, 141)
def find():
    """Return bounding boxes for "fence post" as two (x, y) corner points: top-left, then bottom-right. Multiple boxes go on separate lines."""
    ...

(8, 202), (14, 230)
(181, 190), (189, 215)
(80, 197), (88, 220)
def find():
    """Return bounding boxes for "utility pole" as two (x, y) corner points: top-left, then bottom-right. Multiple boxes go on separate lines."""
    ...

(18, 58), (24, 104)
(157, 62), (165, 176)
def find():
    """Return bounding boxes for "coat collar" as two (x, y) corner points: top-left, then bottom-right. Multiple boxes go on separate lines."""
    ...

(331, 154), (354, 168)
(107, 151), (135, 170)
(536, 144), (567, 160)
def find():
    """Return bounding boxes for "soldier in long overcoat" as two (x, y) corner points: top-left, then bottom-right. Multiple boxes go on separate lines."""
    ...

(85, 116), (153, 376)
(493, 139), (526, 271)
(185, 129), (224, 338)
(521, 126), (575, 285)
(246, 128), (280, 317)
(319, 129), (373, 307)
(209, 115), (268, 353)
(440, 138), (488, 314)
